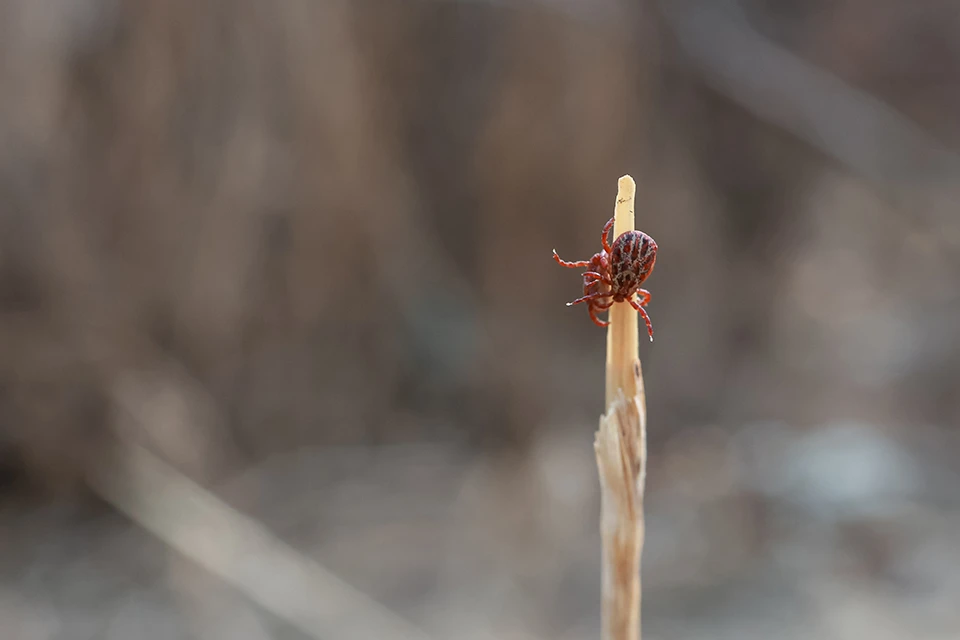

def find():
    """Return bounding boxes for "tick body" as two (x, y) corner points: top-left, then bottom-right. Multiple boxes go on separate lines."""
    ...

(552, 217), (657, 341)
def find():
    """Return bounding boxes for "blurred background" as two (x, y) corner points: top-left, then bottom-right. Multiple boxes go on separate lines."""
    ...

(2, 0), (960, 638)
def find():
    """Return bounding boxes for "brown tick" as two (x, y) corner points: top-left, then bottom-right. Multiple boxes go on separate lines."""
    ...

(552, 217), (658, 341)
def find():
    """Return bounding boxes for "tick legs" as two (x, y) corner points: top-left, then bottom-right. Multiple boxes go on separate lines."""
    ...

(629, 294), (654, 342)
(565, 286), (652, 340)
(566, 292), (611, 307)
(582, 271), (612, 286)
(588, 306), (610, 327)
(552, 249), (591, 269)
(600, 217), (615, 254)
(575, 292), (614, 328)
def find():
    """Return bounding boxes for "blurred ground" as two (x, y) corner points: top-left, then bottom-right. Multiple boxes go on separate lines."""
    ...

(1, 0), (960, 638)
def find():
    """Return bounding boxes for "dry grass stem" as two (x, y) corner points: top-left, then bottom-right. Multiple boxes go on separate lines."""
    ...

(595, 175), (647, 640)
(90, 437), (434, 640)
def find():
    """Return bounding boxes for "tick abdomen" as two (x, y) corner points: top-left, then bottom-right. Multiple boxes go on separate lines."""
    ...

(610, 230), (657, 299)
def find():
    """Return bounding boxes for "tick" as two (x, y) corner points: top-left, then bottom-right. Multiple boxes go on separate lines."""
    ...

(552, 217), (658, 341)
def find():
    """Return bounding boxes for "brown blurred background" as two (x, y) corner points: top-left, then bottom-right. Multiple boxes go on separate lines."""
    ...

(2, 0), (960, 638)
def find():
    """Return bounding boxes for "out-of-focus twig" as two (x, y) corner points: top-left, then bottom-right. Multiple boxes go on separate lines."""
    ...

(658, 0), (960, 190)
(89, 438), (435, 640)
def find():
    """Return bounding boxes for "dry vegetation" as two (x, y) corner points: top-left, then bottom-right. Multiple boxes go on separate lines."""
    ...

(1, 0), (960, 638)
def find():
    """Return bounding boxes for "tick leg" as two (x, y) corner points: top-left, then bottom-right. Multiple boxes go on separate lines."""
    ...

(582, 271), (613, 285)
(635, 289), (651, 306)
(628, 297), (654, 342)
(588, 305), (610, 327)
(552, 250), (591, 268)
(566, 292), (611, 307)
(601, 217), (615, 254)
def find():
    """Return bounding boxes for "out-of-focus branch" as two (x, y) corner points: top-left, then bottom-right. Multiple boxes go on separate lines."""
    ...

(658, 0), (960, 190)
(90, 436), (434, 640)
